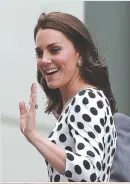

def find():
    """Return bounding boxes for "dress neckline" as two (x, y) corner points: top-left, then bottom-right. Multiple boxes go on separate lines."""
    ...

(62, 86), (98, 112)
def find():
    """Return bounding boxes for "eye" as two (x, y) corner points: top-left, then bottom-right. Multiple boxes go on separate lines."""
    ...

(50, 47), (61, 54)
(35, 49), (43, 59)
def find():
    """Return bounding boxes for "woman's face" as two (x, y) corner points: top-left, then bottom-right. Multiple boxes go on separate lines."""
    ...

(35, 28), (80, 89)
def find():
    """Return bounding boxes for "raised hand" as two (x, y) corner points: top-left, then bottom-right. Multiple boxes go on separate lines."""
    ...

(19, 83), (37, 140)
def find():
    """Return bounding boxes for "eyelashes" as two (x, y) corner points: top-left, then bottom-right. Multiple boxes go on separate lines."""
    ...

(35, 50), (43, 59)
(51, 47), (61, 53)
(35, 47), (61, 59)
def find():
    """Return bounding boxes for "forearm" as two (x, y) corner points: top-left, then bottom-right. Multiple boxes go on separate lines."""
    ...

(27, 132), (66, 174)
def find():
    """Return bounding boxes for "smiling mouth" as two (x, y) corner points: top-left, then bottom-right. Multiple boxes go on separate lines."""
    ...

(45, 68), (60, 76)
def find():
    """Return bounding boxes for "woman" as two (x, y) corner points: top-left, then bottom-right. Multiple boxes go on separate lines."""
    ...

(19, 12), (117, 182)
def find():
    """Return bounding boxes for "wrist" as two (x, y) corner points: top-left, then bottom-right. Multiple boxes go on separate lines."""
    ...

(24, 131), (38, 143)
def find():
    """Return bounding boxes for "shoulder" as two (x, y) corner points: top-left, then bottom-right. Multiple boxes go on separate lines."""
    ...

(69, 88), (109, 112)
(65, 88), (111, 124)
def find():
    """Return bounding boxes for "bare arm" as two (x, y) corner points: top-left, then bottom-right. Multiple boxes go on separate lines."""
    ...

(27, 132), (66, 174)
(19, 83), (66, 174)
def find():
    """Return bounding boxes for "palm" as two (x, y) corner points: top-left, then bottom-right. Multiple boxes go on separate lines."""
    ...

(19, 83), (37, 136)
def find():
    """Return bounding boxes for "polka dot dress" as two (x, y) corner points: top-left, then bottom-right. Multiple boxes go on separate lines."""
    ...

(46, 88), (117, 182)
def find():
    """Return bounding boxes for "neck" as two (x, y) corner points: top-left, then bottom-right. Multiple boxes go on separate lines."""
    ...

(60, 74), (93, 106)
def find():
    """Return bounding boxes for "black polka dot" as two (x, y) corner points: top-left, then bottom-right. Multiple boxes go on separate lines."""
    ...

(82, 97), (89, 105)
(106, 126), (110, 133)
(106, 107), (109, 115)
(108, 146), (111, 153)
(65, 116), (68, 124)
(77, 122), (84, 129)
(50, 175), (52, 182)
(103, 153), (105, 159)
(45, 160), (48, 165)
(100, 118), (105, 126)
(75, 130), (79, 135)
(51, 140), (56, 144)
(65, 170), (72, 178)
(54, 174), (60, 182)
(57, 123), (62, 131)
(58, 115), (62, 122)
(90, 107), (98, 115)
(107, 166), (110, 174)
(67, 153), (74, 161)
(82, 114), (91, 122)
(79, 90), (86, 96)
(77, 143), (85, 150)
(107, 156), (110, 164)
(87, 150), (95, 157)
(84, 137), (90, 143)
(105, 115), (107, 124)
(65, 106), (69, 114)
(76, 153), (81, 156)
(65, 146), (72, 152)
(93, 147), (100, 155)
(69, 129), (73, 137)
(70, 115), (75, 122)
(83, 160), (90, 170)
(88, 131), (96, 139)
(88, 91), (96, 98)
(102, 174), (106, 181)
(59, 134), (66, 142)
(107, 135), (111, 143)
(71, 97), (75, 105)
(74, 165), (82, 174)
(96, 161), (101, 171)
(97, 91), (103, 97)
(94, 125), (101, 133)
(102, 163), (106, 171)
(99, 142), (103, 151)
(48, 131), (53, 138)
(111, 140), (113, 146)
(105, 98), (109, 106)
(75, 105), (81, 112)
(103, 137), (105, 146)
(81, 179), (87, 182)
(68, 179), (75, 182)
(97, 100), (104, 109)
(110, 116), (113, 125)
(51, 167), (54, 173)
(111, 148), (116, 156)
(90, 173), (97, 182)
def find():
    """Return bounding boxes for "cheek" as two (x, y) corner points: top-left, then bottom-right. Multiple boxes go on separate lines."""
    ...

(55, 51), (77, 66)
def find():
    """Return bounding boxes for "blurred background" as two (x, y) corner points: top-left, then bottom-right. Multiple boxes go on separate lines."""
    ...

(1, 0), (130, 182)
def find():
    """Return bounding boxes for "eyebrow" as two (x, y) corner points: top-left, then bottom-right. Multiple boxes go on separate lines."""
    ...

(35, 42), (60, 51)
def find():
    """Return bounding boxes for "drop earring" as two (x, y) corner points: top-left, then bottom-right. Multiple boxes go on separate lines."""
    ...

(77, 59), (82, 67)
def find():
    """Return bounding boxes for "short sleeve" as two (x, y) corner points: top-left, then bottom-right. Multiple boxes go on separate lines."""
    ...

(63, 89), (109, 182)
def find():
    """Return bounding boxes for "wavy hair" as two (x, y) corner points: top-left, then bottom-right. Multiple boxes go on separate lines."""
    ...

(34, 12), (117, 115)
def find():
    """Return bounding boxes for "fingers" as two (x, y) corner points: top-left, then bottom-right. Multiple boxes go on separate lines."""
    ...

(19, 101), (27, 133)
(19, 101), (26, 116)
(19, 83), (37, 134)
(29, 83), (37, 112)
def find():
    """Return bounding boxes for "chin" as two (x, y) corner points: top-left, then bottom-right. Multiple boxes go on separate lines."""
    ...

(47, 82), (60, 89)
(47, 82), (64, 89)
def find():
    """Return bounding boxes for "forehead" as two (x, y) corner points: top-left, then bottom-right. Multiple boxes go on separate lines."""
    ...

(35, 28), (71, 47)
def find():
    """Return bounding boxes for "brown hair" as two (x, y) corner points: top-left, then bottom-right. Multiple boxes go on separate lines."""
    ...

(34, 12), (117, 115)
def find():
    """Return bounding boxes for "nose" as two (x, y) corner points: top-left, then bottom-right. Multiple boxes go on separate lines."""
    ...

(37, 54), (52, 66)
(41, 56), (52, 64)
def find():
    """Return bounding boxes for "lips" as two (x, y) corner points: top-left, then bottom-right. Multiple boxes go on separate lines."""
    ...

(45, 67), (60, 75)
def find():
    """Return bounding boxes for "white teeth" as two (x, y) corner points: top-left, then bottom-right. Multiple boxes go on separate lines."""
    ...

(46, 68), (59, 74)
